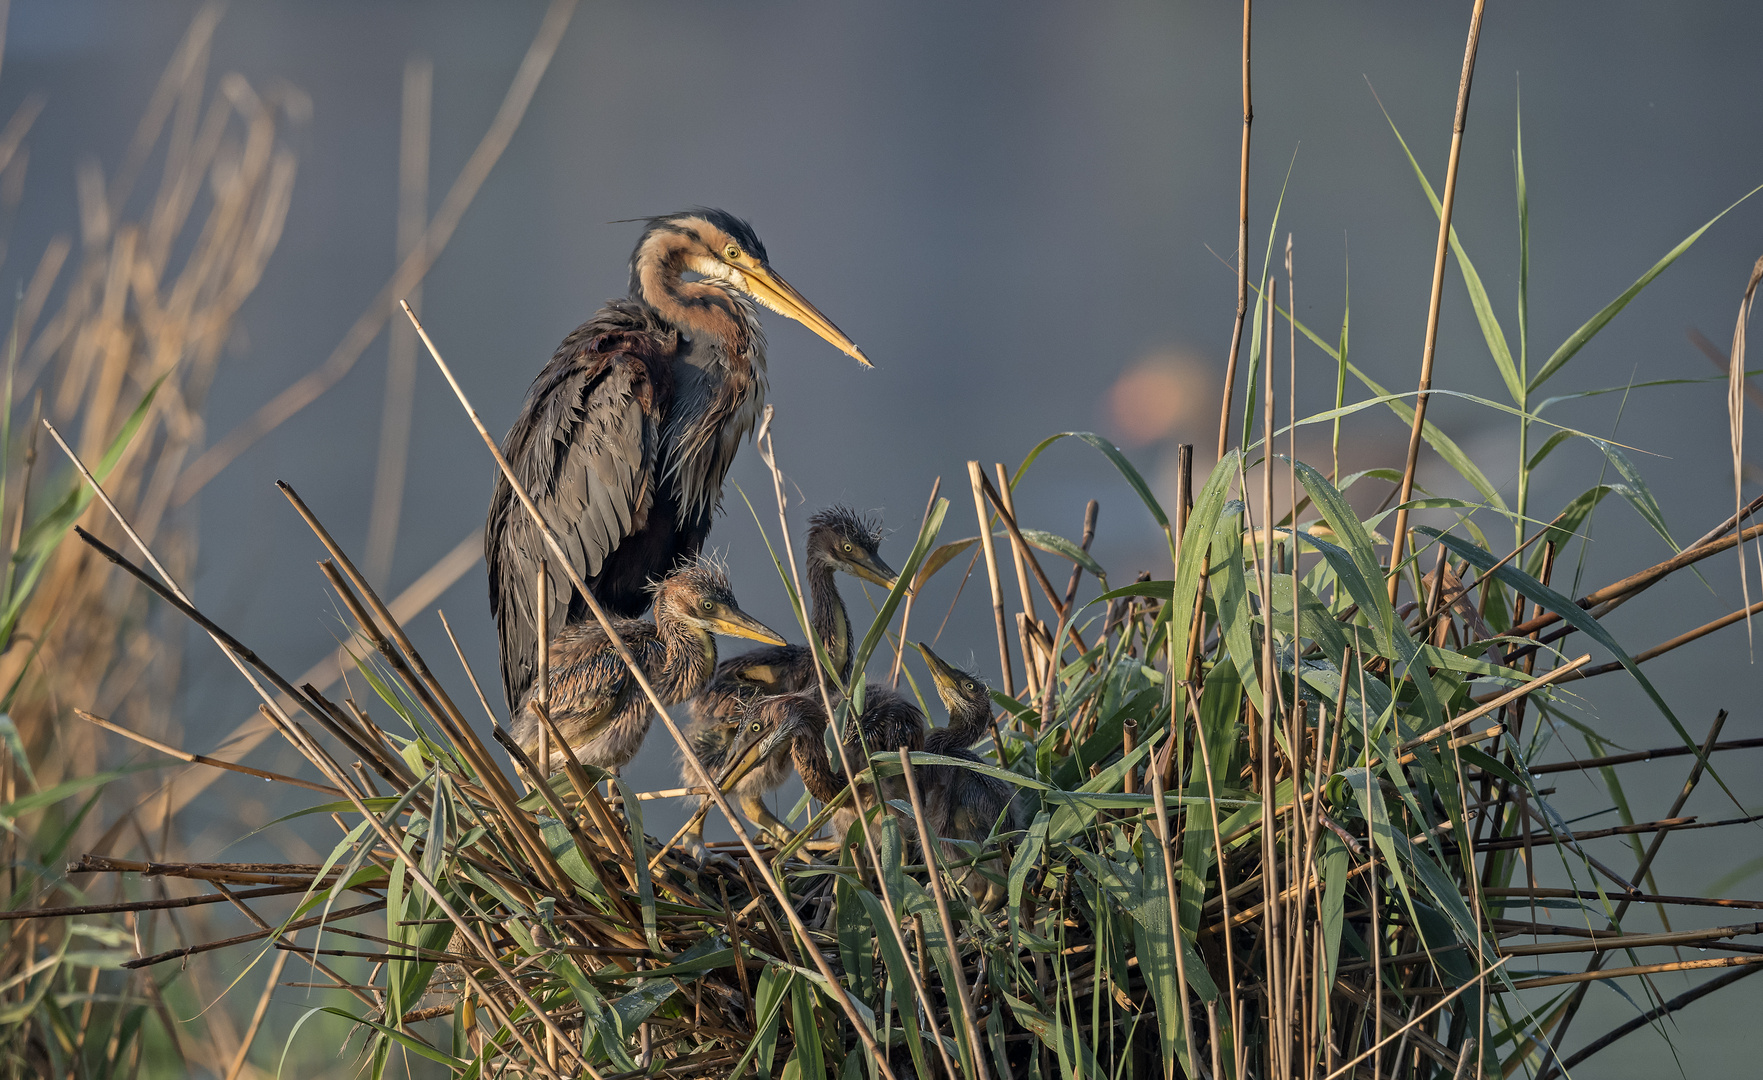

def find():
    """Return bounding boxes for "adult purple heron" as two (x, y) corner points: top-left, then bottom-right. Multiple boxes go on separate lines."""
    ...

(487, 209), (869, 711)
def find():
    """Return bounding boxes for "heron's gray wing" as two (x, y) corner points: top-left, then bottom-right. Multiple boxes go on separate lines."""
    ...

(488, 305), (676, 711)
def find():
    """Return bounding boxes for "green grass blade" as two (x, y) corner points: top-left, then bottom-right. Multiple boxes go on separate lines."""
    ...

(1377, 93), (1523, 403)
(1529, 180), (1763, 391)
(1516, 88), (1530, 383)
(1016, 431), (1169, 530)
(849, 498), (948, 687)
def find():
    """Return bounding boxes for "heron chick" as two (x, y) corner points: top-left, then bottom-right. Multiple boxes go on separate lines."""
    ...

(679, 507), (895, 850)
(508, 557), (784, 776)
(721, 683), (926, 846)
(915, 643), (1026, 911)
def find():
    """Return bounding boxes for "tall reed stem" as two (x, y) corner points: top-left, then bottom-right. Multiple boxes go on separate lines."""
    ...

(1386, 0), (1488, 604)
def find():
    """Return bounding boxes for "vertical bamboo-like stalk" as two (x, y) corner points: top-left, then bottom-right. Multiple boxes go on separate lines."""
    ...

(890, 478), (941, 688)
(969, 460), (1015, 697)
(1386, 0), (1489, 604)
(1258, 277), (1285, 1075)
(1215, 0), (1254, 462)
(900, 748), (989, 1078)
(1016, 613), (1040, 701)
(995, 464), (1036, 622)
(1063, 500), (1099, 610)
(535, 559), (550, 788)
(365, 54), (431, 586)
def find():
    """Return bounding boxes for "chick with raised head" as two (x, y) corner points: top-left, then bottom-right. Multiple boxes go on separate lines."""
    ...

(914, 643), (1026, 911)
(678, 507), (894, 850)
(508, 557), (783, 776)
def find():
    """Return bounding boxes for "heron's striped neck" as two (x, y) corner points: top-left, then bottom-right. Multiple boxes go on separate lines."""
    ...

(781, 702), (846, 805)
(805, 560), (853, 686)
(652, 609), (718, 705)
(631, 228), (757, 352)
(630, 227), (768, 521)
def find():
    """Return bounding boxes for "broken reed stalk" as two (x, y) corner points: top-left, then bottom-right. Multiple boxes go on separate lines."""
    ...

(402, 301), (903, 1080)
(72, 708), (342, 795)
(1386, 0), (1488, 603)
(1216, 0), (1253, 462)
(970, 459), (1016, 696)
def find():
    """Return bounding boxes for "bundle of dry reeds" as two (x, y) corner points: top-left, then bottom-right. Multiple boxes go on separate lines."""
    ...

(0, 5), (575, 1074)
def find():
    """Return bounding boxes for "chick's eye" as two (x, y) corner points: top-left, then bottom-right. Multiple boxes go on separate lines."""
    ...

(724, 245), (741, 260)
(750, 722), (762, 733)
(964, 682), (976, 692)
(702, 599), (715, 612)
(843, 542), (853, 553)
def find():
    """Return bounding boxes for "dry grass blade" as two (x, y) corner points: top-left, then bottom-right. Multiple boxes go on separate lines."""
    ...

(1727, 255), (1762, 649)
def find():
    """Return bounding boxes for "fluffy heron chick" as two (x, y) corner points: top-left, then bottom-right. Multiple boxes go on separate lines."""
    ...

(679, 506), (895, 851)
(508, 558), (784, 776)
(722, 683), (926, 845)
(915, 643), (1026, 911)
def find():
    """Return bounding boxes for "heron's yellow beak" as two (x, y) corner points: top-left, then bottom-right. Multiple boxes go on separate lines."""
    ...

(848, 550), (898, 591)
(719, 719), (789, 791)
(709, 606), (788, 647)
(915, 641), (965, 701)
(738, 263), (871, 368)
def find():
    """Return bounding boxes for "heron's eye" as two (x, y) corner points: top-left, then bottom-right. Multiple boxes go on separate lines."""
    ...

(724, 244), (741, 260)
(702, 599), (715, 612)
(964, 681), (976, 692)
(750, 721), (762, 733)
(842, 542), (853, 553)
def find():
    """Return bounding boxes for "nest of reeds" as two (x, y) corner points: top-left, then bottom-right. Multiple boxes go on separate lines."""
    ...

(34, 349), (1763, 1077)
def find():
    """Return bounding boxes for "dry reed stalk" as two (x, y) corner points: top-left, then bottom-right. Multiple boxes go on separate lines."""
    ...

(753, 410), (961, 1080)
(4, 19), (299, 801)
(899, 746), (989, 1077)
(58, 423), (591, 1073)
(364, 54), (433, 586)
(1216, 0), (1253, 462)
(1386, 0), (1488, 603)
(1725, 256), (1762, 649)
(970, 459), (1015, 696)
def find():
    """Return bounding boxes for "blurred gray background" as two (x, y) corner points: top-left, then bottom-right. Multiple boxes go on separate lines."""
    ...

(7, 2), (1760, 1073)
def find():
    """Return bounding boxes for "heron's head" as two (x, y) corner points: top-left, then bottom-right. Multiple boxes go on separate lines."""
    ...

(719, 691), (825, 790)
(916, 643), (992, 722)
(654, 557), (786, 646)
(628, 208), (870, 366)
(806, 506), (895, 589)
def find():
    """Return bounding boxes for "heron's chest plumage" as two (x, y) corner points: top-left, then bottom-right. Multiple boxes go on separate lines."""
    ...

(661, 329), (768, 522)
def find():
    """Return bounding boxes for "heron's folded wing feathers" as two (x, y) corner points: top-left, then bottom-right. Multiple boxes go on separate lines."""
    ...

(488, 305), (676, 711)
